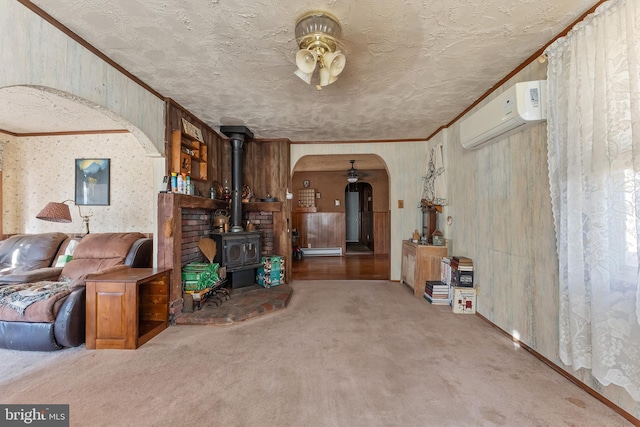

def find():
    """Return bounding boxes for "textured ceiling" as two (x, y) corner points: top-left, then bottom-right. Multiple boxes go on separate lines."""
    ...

(0, 86), (125, 134)
(14, 0), (598, 141)
(294, 154), (386, 172)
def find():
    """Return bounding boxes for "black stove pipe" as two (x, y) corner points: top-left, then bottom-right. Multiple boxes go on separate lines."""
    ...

(220, 125), (254, 232)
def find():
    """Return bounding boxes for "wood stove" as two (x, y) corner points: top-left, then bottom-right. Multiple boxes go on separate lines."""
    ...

(216, 125), (262, 289)
(210, 232), (261, 271)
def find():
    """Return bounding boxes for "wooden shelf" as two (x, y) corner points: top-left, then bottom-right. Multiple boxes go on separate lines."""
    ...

(171, 129), (208, 181)
(159, 193), (282, 212)
(243, 201), (283, 212)
(161, 192), (229, 210)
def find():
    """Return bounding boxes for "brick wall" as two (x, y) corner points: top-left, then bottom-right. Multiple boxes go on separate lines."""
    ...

(181, 209), (211, 265)
(181, 209), (275, 263)
(244, 211), (274, 256)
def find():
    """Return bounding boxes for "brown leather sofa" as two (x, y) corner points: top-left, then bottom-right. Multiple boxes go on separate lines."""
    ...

(0, 232), (153, 351)
(0, 232), (71, 285)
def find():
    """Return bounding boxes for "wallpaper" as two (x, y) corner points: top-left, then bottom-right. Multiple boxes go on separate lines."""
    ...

(2, 132), (154, 234)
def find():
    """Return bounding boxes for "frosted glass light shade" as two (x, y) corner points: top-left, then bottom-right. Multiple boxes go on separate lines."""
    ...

(295, 12), (342, 41)
(319, 67), (331, 86)
(294, 69), (313, 84)
(323, 51), (346, 77)
(295, 49), (317, 73)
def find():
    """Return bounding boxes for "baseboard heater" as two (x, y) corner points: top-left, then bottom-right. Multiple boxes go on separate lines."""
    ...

(301, 247), (343, 256)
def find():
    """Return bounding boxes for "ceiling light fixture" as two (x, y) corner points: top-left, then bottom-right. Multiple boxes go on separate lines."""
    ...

(294, 11), (346, 91)
(346, 160), (359, 183)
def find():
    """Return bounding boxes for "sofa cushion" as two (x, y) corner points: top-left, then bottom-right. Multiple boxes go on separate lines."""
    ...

(60, 232), (146, 286)
(0, 233), (68, 276)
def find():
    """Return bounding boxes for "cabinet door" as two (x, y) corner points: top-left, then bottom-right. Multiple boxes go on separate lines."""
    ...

(401, 243), (417, 289)
(87, 281), (137, 349)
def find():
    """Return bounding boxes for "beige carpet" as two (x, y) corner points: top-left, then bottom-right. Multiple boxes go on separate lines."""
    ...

(0, 280), (632, 426)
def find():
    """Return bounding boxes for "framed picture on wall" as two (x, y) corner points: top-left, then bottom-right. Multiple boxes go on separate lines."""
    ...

(75, 159), (110, 206)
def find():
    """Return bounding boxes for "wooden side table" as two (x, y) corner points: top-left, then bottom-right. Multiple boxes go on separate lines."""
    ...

(86, 268), (170, 350)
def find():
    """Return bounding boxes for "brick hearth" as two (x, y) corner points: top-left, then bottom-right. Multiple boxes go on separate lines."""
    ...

(173, 208), (284, 324)
(176, 284), (292, 325)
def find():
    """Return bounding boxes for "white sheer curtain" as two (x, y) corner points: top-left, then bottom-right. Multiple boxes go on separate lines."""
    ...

(546, 0), (640, 400)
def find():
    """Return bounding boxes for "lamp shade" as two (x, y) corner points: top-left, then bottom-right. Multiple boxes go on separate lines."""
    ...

(294, 68), (313, 85)
(323, 51), (346, 77)
(319, 67), (331, 87)
(347, 176), (358, 183)
(296, 49), (318, 73)
(36, 202), (72, 223)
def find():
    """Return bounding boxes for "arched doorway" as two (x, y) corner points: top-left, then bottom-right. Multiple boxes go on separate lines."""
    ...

(0, 85), (160, 236)
(290, 154), (390, 280)
(345, 181), (374, 254)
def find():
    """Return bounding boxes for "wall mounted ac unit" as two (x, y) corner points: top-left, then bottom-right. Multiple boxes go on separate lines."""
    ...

(460, 80), (547, 149)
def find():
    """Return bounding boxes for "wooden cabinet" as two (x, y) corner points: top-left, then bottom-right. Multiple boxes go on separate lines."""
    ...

(401, 240), (447, 298)
(86, 268), (170, 350)
(171, 130), (208, 181)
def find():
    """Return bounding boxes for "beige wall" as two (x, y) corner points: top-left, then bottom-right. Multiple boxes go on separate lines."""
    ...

(442, 59), (638, 417)
(291, 170), (389, 212)
(3, 133), (155, 235)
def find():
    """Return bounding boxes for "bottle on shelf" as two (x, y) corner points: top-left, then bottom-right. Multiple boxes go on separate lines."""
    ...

(171, 172), (178, 193)
(223, 178), (231, 202)
(177, 173), (184, 194)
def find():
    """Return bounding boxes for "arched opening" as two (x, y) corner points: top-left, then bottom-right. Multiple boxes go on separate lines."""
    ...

(0, 85), (160, 236)
(290, 154), (390, 280)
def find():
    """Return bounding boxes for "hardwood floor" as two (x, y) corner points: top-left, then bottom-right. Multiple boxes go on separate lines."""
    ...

(291, 254), (390, 280)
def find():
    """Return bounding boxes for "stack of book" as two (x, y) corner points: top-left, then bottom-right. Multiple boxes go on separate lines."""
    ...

(424, 280), (450, 305)
(441, 256), (453, 303)
(451, 256), (474, 288)
(441, 257), (452, 286)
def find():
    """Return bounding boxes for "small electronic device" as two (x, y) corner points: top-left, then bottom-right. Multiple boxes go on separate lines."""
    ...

(160, 176), (169, 192)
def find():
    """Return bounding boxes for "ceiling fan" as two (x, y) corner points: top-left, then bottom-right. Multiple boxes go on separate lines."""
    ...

(346, 160), (360, 183)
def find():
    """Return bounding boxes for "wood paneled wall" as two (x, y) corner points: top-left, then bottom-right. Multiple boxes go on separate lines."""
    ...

(162, 115), (292, 285)
(165, 99), (227, 197)
(443, 59), (640, 417)
(292, 211), (389, 255)
(244, 139), (291, 279)
(293, 212), (346, 254)
(373, 211), (391, 255)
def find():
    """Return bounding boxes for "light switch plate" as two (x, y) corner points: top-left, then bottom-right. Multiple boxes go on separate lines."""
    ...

(398, 200), (404, 208)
